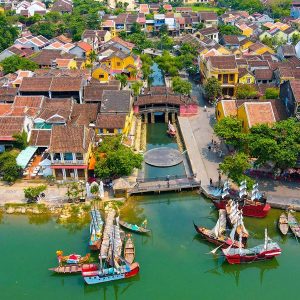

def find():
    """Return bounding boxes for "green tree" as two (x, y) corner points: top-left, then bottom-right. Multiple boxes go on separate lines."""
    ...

(24, 185), (47, 203)
(204, 77), (222, 101)
(12, 131), (28, 150)
(90, 184), (99, 196)
(130, 22), (142, 34)
(219, 152), (252, 186)
(159, 24), (168, 36)
(30, 21), (59, 39)
(214, 117), (246, 150)
(261, 36), (274, 49)
(172, 76), (192, 96)
(94, 136), (143, 179)
(265, 87), (279, 99)
(0, 14), (19, 52)
(1, 55), (38, 74)
(131, 81), (143, 96)
(115, 74), (128, 89)
(291, 33), (300, 46)
(236, 84), (259, 99)
(218, 24), (241, 35)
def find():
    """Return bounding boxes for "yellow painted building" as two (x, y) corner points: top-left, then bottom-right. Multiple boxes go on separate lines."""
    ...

(202, 55), (238, 96)
(239, 39), (254, 51)
(238, 68), (255, 84)
(92, 65), (110, 82)
(237, 102), (276, 132)
(216, 100), (276, 132)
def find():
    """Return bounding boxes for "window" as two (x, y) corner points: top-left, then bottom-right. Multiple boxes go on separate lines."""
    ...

(76, 153), (83, 160)
(218, 74), (222, 81)
(107, 128), (114, 133)
(53, 153), (61, 160)
(217, 110), (220, 117)
(99, 74), (105, 79)
(223, 74), (228, 83)
(117, 62), (121, 67)
(247, 78), (251, 84)
(63, 153), (73, 161)
(229, 74), (234, 81)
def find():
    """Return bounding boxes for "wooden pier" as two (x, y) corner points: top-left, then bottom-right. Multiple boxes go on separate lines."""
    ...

(129, 175), (200, 195)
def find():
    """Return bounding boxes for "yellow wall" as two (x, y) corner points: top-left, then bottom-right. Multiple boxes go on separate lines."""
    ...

(237, 105), (249, 132)
(68, 60), (77, 69)
(216, 102), (226, 122)
(103, 55), (135, 71)
(104, 31), (112, 42)
(238, 74), (255, 84)
(92, 67), (109, 82)
(240, 40), (254, 51)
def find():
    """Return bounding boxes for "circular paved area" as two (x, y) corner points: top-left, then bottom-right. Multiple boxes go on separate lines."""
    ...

(144, 147), (183, 167)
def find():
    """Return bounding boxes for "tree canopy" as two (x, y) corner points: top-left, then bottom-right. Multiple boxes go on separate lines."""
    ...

(0, 55), (38, 74)
(0, 14), (19, 52)
(218, 24), (242, 35)
(172, 76), (192, 95)
(236, 84), (259, 99)
(94, 136), (143, 179)
(204, 77), (222, 101)
(215, 117), (300, 171)
(219, 152), (253, 187)
(265, 87), (279, 99)
(24, 185), (47, 203)
(0, 150), (21, 183)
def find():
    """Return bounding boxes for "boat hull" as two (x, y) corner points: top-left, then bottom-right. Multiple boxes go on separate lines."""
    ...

(213, 200), (271, 218)
(89, 240), (101, 251)
(223, 249), (281, 264)
(194, 224), (242, 249)
(82, 264), (139, 285)
(278, 213), (289, 235)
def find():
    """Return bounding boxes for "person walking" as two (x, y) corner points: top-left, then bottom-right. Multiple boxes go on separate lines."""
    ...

(209, 178), (213, 186)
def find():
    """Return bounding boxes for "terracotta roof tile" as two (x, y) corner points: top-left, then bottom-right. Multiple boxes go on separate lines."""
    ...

(29, 129), (51, 147)
(243, 102), (275, 127)
(49, 125), (91, 153)
(95, 113), (126, 129)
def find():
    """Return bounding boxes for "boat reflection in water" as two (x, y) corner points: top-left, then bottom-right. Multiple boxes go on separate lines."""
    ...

(204, 257), (279, 286)
(83, 273), (140, 298)
(221, 259), (279, 286)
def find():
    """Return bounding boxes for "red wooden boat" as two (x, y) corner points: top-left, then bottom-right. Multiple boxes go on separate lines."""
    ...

(213, 182), (271, 218)
(82, 262), (139, 284)
(213, 199), (271, 218)
(222, 229), (281, 264)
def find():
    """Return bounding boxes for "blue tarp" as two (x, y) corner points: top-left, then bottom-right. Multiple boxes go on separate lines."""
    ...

(16, 146), (38, 169)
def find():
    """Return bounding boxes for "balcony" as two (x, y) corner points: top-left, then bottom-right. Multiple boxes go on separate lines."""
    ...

(52, 160), (85, 165)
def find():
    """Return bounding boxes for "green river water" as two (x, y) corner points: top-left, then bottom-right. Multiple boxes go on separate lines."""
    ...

(1, 123), (300, 300)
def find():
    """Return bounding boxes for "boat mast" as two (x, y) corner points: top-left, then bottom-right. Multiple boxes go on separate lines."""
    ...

(264, 228), (268, 251)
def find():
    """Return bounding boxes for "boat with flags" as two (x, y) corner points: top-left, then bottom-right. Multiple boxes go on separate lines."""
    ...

(89, 209), (104, 250)
(212, 181), (271, 218)
(222, 229), (282, 264)
(82, 225), (139, 284)
(194, 209), (245, 249)
(167, 121), (176, 137)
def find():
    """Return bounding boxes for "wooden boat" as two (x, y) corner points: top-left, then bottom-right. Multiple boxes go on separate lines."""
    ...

(119, 220), (151, 234)
(124, 236), (135, 264)
(49, 263), (97, 274)
(167, 121), (176, 137)
(193, 224), (244, 249)
(82, 262), (140, 284)
(213, 182), (271, 218)
(89, 209), (104, 250)
(278, 212), (289, 235)
(222, 229), (281, 264)
(288, 211), (300, 238)
(56, 251), (90, 265)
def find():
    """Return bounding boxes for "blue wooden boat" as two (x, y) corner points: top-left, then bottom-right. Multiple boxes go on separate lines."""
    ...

(119, 220), (151, 234)
(89, 209), (104, 250)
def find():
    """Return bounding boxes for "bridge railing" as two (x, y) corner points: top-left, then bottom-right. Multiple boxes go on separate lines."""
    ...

(136, 174), (197, 183)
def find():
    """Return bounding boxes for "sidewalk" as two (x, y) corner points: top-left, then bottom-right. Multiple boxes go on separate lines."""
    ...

(0, 181), (67, 204)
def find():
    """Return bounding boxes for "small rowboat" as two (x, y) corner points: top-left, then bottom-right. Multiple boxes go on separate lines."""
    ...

(124, 236), (135, 264)
(119, 220), (151, 234)
(278, 212), (289, 235)
(49, 264), (98, 274)
(288, 212), (300, 238)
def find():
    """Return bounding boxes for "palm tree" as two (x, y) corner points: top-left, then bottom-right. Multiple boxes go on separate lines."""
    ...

(87, 50), (98, 75)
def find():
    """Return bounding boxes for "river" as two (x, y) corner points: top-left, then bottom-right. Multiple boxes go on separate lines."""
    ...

(1, 124), (300, 300)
